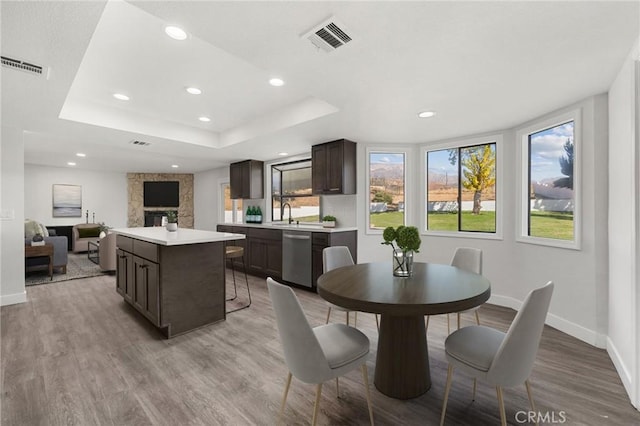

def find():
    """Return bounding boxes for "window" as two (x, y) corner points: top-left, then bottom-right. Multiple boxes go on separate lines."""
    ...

(426, 142), (497, 233)
(221, 182), (243, 223)
(368, 152), (405, 230)
(521, 115), (578, 247)
(271, 160), (320, 222)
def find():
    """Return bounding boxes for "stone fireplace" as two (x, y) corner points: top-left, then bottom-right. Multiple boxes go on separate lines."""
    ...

(127, 173), (194, 228)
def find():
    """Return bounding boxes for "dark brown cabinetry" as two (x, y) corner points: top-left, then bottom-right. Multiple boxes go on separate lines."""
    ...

(247, 228), (282, 278)
(312, 139), (356, 195)
(217, 224), (356, 290)
(116, 234), (225, 338)
(230, 160), (264, 199)
(311, 231), (357, 288)
(216, 225), (282, 279)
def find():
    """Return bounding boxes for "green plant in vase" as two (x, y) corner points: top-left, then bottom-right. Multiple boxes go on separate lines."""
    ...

(322, 215), (337, 228)
(166, 211), (178, 231)
(382, 225), (421, 276)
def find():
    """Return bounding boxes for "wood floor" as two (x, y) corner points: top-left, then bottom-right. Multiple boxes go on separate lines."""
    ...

(2, 272), (638, 425)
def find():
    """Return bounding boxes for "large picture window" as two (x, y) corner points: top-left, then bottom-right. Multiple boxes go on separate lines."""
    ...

(518, 109), (580, 249)
(426, 142), (497, 233)
(368, 152), (405, 230)
(271, 160), (320, 222)
(527, 121), (575, 240)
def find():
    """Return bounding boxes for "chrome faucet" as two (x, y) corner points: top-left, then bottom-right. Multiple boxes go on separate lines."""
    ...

(282, 202), (293, 224)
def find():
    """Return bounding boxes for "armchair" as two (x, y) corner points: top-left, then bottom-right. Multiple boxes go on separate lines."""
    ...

(72, 223), (101, 253)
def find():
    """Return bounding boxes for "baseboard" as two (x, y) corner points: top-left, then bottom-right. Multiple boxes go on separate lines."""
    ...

(607, 337), (636, 408)
(0, 291), (26, 306)
(488, 294), (607, 348)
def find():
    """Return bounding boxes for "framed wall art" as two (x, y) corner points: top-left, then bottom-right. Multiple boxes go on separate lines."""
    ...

(52, 184), (82, 217)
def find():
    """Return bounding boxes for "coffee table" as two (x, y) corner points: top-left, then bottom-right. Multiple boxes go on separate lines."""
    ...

(24, 244), (54, 280)
(87, 240), (99, 264)
(317, 261), (491, 399)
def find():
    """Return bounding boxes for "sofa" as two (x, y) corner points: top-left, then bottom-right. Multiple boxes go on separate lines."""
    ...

(24, 219), (69, 274)
(72, 223), (102, 253)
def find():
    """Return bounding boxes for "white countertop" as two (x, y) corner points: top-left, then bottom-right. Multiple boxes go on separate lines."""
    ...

(111, 227), (245, 246)
(219, 222), (357, 233)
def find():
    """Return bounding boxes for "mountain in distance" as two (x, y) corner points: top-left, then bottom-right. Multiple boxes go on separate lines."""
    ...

(370, 163), (405, 180)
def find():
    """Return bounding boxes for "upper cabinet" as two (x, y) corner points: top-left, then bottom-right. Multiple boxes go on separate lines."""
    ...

(311, 139), (357, 195)
(230, 160), (264, 199)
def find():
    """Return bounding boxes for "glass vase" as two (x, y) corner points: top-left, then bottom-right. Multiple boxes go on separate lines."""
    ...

(393, 249), (413, 277)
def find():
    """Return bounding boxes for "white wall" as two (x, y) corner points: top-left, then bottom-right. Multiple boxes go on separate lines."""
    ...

(1, 127), (26, 306)
(194, 166), (229, 231)
(355, 94), (610, 349)
(608, 38), (639, 408)
(24, 164), (128, 228)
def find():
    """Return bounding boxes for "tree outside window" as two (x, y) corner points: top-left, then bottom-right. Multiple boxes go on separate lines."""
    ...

(426, 143), (496, 233)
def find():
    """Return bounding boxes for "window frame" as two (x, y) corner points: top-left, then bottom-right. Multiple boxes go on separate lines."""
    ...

(421, 134), (503, 240)
(516, 108), (581, 250)
(270, 157), (321, 223)
(365, 147), (410, 235)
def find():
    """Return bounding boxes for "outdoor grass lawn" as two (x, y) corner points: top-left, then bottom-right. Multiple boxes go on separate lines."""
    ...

(372, 210), (573, 240)
(427, 211), (496, 232)
(529, 211), (574, 240)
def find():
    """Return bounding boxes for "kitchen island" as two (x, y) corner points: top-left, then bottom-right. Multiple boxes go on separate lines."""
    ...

(111, 227), (245, 338)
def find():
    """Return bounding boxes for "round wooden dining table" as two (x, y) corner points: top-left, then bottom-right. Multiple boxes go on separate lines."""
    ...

(317, 262), (491, 399)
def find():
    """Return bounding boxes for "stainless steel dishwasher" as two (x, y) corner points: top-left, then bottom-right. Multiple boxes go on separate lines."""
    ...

(282, 230), (312, 287)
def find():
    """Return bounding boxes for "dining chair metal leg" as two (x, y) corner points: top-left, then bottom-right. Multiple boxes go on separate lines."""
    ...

(325, 306), (332, 324)
(440, 365), (454, 426)
(226, 253), (251, 313)
(225, 256), (238, 301)
(346, 312), (350, 326)
(475, 310), (480, 325)
(457, 313), (461, 330)
(312, 383), (323, 426)
(472, 378), (477, 401)
(279, 372), (292, 419)
(361, 364), (375, 426)
(496, 386), (507, 426)
(335, 377), (340, 397)
(525, 379), (538, 425)
(447, 314), (451, 334)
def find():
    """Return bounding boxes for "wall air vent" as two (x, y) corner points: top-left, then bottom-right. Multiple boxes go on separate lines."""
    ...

(302, 17), (352, 52)
(130, 140), (151, 147)
(1, 55), (49, 78)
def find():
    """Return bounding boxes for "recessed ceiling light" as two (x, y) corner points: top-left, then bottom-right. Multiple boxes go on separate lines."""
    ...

(198, 116), (211, 122)
(76, 153), (86, 157)
(67, 162), (76, 166)
(171, 164), (179, 168)
(113, 93), (130, 101)
(418, 111), (436, 118)
(165, 26), (187, 41)
(269, 78), (284, 87)
(186, 87), (202, 95)
(278, 152), (288, 156)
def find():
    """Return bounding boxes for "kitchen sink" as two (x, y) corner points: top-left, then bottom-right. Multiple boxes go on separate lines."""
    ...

(269, 222), (323, 229)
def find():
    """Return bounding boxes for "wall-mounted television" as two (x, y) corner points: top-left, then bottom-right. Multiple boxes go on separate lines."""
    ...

(144, 181), (179, 207)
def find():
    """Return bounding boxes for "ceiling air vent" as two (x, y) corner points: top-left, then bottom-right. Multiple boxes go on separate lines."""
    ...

(1, 55), (49, 78)
(302, 17), (352, 52)
(130, 140), (151, 147)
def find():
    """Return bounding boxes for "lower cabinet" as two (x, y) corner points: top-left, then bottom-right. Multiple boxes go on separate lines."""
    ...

(116, 248), (133, 303)
(133, 255), (160, 326)
(247, 228), (282, 278)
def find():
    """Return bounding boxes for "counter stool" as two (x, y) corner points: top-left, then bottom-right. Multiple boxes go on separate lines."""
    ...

(225, 245), (251, 313)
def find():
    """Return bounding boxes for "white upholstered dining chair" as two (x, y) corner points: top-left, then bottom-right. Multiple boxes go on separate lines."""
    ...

(323, 246), (379, 331)
(267, 277), (374, 426)
(426, 247), (483, 333)
(440, 281), (554, 426)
